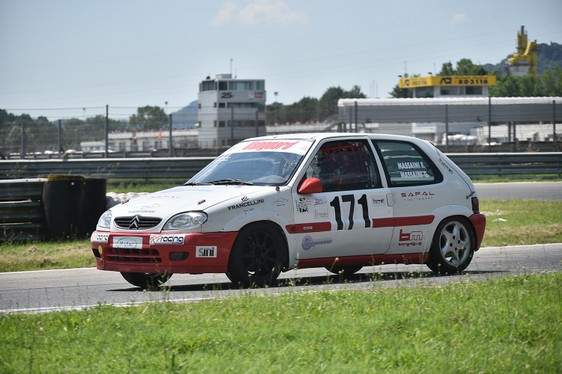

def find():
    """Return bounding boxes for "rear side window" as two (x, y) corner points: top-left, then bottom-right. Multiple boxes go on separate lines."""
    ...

(374, 140), (443, 187)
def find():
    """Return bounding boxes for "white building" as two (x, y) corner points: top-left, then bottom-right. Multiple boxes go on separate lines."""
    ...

(197, 74), (266, 149)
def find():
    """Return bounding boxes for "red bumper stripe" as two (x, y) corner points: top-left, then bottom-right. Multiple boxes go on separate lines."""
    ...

(286, 215), (435, 234)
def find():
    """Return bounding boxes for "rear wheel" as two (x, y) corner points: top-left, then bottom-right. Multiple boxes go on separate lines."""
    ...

(227, 223), (285, 287)
(121, 272), (172, 289)
(427, 217), (475, 275)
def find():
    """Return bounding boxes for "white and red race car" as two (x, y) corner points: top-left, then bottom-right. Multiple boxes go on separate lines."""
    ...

(91, 133), (486, 288)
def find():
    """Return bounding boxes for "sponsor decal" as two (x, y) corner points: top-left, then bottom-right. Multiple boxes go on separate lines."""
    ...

(149, 234), (185, 246)
(302, 235), (333, 250)
(371, 196), (386, 205)
(113, 236), (143, 249)
(272, 198), (289, 207)
(297, 197), (309, 213)
(228, 197), (265, 211)
(401, 191), (435, 201)
(129, 203), (161, 214)
(196, 245), (217, 258)
(438, 158), (454, 174)
(398, 229), (423, 247)
(242, 141), (299, 151)
(91, 232), (109, 243)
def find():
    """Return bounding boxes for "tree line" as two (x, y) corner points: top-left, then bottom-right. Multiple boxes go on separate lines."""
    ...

(1, 59), (561, 155)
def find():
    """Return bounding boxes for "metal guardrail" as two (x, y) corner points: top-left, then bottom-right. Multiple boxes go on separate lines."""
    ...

(1, 153), (561, 182)
(0, 157), (215, 182)
(447, 153), (562, 178)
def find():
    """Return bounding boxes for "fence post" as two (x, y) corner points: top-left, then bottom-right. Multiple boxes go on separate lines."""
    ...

(445, 104), (449, 152)
(168, 113), (173, 157)
(487, 96), (492, 152)
(354, 101), (358, 133)
(105, 105), (109, 158)
(20, 121), (26, 159)
(553, 100), (558, 151)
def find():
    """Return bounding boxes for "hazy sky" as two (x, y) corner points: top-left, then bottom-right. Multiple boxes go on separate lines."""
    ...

(1, 0), (561, 120)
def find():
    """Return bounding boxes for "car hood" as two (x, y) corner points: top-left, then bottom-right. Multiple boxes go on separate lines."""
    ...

(109, 185), (266, 217)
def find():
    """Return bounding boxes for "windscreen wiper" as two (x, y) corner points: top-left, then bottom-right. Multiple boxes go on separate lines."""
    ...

(208, 178), (254, 186)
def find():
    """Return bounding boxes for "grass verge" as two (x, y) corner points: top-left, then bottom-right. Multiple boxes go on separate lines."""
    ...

(0, 272), (560, 372)
(0, 199), (561, 273)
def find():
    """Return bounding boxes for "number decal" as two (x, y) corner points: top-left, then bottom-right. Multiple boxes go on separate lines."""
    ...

(342, 195), (355, 230)
(330, 196), (343, 230)
(358, 194), (371, 228)
(330, 194), (370, 230)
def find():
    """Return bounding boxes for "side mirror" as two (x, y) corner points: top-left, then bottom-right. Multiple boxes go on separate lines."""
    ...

(298, 177), (323, 194)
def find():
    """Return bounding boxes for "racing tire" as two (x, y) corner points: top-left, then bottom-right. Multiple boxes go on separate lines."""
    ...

(227, 222), (285, 288)
(121, 272), (172, 290)
(427, 216), (475, 275)
(325, 265), (363, 277)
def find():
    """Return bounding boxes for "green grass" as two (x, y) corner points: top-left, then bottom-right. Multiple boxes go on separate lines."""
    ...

(481, 199), (562, 246)
(0, 272), (560, 373)
(0, 199), (561, 273)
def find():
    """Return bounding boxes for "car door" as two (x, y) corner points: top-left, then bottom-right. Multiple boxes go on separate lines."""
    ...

(291, 138), (395, 260)
(373, 139), (444, 254)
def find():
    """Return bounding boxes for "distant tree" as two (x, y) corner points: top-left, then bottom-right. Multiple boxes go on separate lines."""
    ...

(129, 106), (168, 130)
(318, 85), (366, 119)
(490, 67), (562, 97)
(438, 62), (455, 76)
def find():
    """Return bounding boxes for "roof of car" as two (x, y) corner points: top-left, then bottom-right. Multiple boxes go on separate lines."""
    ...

(244, 132), (427, 144)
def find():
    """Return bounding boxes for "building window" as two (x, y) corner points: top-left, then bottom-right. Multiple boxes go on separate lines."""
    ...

(200, 81), (216, 91)
(465, 86), (483, 95)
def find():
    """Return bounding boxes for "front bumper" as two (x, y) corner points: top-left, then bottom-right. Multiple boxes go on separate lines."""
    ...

(91, 231), (238, 274)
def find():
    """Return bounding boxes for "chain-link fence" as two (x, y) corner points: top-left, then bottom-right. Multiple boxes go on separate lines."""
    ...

(1, 102), (560, 159)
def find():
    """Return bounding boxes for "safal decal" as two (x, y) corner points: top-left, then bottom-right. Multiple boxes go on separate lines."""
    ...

(302, 235), (333, 250)
(401, 191), (435, 201)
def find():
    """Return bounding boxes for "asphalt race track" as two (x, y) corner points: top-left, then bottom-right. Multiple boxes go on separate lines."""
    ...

(1, 182), (561, 314)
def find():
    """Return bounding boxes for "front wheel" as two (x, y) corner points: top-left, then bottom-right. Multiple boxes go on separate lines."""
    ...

(427, 217), (475, 275)
(121, 272), (172, 289)
(227, 223), (285, 287)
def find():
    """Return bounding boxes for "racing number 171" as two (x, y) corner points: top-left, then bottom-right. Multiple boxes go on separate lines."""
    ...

(330, 194), (370, 230)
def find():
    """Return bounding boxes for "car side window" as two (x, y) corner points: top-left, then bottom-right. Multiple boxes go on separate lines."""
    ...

(305, 140), (381, 192)
(374, 140), (443, 187)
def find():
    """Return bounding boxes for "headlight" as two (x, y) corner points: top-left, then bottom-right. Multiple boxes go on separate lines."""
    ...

(163, 212), (207, 230)
(97, 210), (112, 229)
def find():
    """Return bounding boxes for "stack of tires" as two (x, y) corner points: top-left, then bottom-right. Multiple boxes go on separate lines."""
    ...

(42, 175), (107, 240)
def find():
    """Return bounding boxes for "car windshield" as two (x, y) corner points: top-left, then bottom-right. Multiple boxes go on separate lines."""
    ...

(187, 140), (311, 186)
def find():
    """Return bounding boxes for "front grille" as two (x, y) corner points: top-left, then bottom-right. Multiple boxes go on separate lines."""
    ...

(114, 215), (162, 229)
(107, 247), (162, 263)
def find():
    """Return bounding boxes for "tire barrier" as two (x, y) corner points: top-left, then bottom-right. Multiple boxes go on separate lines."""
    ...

(0, 176), (107, 242)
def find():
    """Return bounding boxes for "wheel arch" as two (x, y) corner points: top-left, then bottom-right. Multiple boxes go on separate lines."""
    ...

(431, 214), (477, 249)
(230, 219), (290, 271)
